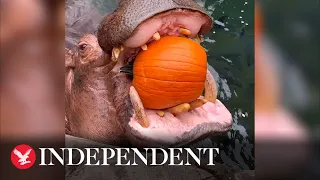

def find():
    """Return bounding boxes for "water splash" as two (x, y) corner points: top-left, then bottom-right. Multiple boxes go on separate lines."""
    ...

(204, 37), (216, 43)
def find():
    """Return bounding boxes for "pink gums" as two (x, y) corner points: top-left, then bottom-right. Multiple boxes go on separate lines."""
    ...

(124, 10), (209, 48)
(128, 99), (232, 143)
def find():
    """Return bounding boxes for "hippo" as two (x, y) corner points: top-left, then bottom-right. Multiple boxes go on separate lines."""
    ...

(65, 0), (233, 148)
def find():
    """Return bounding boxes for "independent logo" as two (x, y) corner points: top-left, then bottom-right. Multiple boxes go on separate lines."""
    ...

(11, 144), (36, 169)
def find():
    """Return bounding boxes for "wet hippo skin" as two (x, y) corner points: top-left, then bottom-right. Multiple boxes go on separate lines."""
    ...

(65, 0), (232, 148)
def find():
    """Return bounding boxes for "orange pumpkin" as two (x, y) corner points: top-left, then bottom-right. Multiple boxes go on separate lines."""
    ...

(132, 36), (207, 109)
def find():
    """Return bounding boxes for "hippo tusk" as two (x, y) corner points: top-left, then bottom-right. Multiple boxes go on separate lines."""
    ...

(205, 70), (217, 103)
(156, 110), (165, 117)
(189, 98), (208, 110)
(192, 35), (204, 43)
(141, 44), (148, 51)
(111, 46), (123, 62)
(153, 32), (161, 41)
(179, 28), (191, 36)
(129, 86), (149, 128)
(166, 103), (191, 116)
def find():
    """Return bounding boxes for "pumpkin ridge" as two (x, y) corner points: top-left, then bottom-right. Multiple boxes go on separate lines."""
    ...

(133, 80), (203, 93)
(133, 74), (206, 83)
(133, 70), (206, 82)
(133, 66), (205, 74)
(150, 45), (200, 50)
(139, 54), (199, 62)
(132, 36), (207, 109)
(135, 58), (207, 68)
(134, 84), (200, 99)
(137, 53), (197, 60)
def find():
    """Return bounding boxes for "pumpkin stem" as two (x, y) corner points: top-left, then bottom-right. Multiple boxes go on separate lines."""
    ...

(120, 65), (133, 76)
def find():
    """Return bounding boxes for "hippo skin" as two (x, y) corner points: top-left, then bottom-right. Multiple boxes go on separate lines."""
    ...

(64, 0), (254, 179)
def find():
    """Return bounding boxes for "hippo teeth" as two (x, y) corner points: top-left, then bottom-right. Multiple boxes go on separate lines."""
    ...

(129, 86), (149, 128)
(156, 110), (165, 117)
(111, 46), (124, 62)
(192, 35), (204, 43)
(166, 103), (191, 116)
(179, 28), (192, 36)
(141, 44), (148, 51)
(153, 32), (161, 41)
(160, 98), (208, 117)
(205, 70), (218, 103)
(189, 98), (208, 110)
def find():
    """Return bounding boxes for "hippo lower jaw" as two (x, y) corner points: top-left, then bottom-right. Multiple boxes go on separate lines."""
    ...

(107, 9), (232, 147)
(126, 69), (232, 147)
(129, 98), (232, 147)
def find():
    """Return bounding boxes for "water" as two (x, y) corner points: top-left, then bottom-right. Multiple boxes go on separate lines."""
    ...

(198, 0), (255, 170)
(66, 0), (255, 171)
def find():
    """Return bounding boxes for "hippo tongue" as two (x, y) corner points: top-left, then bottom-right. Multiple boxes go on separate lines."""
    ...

(128, 99), (232, 144)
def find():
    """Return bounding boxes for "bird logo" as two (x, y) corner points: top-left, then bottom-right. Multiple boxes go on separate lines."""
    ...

(14, 148), (32, 165)
(11, 144), (36, 169)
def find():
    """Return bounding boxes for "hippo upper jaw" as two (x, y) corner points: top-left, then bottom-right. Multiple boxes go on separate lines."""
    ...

(97, 0), (213, 53)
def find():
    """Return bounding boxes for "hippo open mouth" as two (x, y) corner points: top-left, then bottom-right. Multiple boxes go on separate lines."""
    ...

(65, 0), (232, 148)
(97, 7), (233, 147)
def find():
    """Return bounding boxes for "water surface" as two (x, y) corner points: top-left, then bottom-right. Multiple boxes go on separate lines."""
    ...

(199, 0), (254, 170)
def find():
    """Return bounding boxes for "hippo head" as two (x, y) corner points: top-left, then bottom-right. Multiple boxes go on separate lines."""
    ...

(65, 0), (232, 147)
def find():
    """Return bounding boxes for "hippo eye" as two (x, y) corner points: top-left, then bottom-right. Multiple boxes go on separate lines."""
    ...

(78, 43), (87, 51)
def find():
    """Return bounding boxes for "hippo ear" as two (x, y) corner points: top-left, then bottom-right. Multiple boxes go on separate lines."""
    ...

(65, 48), (75, 94)
(65, 48), (75, 68)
